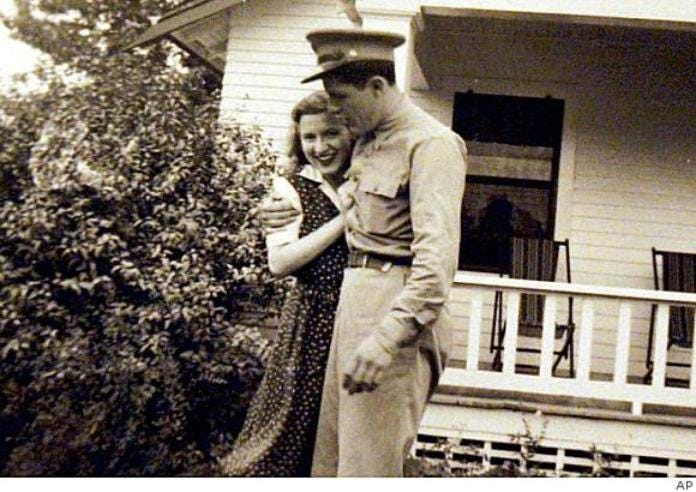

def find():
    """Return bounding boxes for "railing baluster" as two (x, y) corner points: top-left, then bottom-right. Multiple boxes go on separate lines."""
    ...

(613, 302), (632, 384)
(466, 289), (483, 372)
(576, 299), (595, 382)
(691, 310), (696, 390)
(556, 448), (565, 475)
(503, 292), (520, 374)
(630, 456), (639, 477)
(539, 295), (558, 378)
(652, 303), (670, 388)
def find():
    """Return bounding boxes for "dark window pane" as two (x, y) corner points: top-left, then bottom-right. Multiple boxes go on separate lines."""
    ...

(460, 180), (549, 272)
(453, 92), (564, 272)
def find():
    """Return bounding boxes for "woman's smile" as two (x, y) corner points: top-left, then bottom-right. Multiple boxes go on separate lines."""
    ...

(299, 112), (352, 182)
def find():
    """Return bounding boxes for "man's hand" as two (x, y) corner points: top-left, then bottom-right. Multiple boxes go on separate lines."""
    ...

(258, 193), (300, 232)
(343, 332), (397, 395)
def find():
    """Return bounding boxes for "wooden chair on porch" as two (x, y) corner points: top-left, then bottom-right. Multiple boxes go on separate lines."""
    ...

(644, 248), (696, 383)
(490, 237), (575, 376)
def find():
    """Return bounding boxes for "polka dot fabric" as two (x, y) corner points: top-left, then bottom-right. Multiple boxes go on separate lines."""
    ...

(222, 172), (348, 477)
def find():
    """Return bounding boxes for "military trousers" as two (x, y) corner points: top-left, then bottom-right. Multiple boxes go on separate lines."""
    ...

(311, 265), (432, 477)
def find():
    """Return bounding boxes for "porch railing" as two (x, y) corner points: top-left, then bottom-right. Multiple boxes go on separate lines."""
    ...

(442, 274), (696, 415)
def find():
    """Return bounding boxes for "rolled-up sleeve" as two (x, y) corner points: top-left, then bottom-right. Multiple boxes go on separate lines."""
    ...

(379, 136), (467, 341)
(264, 176), (303, 248)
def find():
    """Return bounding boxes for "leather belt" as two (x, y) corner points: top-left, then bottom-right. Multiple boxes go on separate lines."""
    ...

(347, 251), (412, 270)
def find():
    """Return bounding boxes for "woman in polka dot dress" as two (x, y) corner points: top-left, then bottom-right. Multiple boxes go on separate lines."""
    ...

(222, 92), (353, 476)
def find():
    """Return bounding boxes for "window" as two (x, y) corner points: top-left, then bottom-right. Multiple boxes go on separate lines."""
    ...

(453, 92), (564, 272)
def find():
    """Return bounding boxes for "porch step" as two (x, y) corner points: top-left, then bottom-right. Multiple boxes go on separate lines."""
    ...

(432, 387), (696, 429)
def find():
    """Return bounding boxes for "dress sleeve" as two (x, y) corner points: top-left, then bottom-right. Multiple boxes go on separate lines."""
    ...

(265, 176), (304, 248)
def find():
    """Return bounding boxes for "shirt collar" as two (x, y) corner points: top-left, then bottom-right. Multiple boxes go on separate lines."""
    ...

(298, 164), (325, 184)
(373, 94), (412, 137)
(298, 164), (346, 211)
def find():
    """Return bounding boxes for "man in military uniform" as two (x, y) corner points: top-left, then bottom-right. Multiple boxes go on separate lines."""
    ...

(303, 28), (468, 477)
(262, 29), (467, 476)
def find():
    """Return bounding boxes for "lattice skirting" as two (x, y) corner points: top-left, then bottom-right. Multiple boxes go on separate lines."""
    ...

(414, 402), (696, 477)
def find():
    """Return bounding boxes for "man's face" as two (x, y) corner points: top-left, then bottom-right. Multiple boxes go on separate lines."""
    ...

(322, 78), (377, 137)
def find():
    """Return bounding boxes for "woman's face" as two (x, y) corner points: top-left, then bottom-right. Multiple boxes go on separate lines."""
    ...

(298, 112), (351, 180)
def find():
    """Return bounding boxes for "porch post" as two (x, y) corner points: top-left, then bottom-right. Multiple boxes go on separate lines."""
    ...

(359, 7), (427, 92)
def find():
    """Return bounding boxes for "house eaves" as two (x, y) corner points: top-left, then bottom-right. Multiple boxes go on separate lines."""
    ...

(122, 0), (246, 74)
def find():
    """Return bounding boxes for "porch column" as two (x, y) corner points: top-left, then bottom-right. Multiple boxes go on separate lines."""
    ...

(359, 7), (428, 92)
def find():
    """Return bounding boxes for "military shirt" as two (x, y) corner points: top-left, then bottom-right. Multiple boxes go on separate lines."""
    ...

(345, 96), (468, 339)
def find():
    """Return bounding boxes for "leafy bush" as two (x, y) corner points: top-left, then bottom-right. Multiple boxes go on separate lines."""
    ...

(0, 55), (281, 476)
(0, 79), (54, 203)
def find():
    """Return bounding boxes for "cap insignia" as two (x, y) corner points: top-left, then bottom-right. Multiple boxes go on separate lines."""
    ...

(318, 50), (346, 64)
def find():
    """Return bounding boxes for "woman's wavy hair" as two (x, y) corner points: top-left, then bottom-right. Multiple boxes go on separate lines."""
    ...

(283, 91), (351, 175)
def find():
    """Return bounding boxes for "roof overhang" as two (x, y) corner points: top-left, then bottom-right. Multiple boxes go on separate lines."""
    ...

(122, 0), (246, 74)
(414, 5), (696, 93)
(421, 6), (696, 33)
(419, 6), (696, 47)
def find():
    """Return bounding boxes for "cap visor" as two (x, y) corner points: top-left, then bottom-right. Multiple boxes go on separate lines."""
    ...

(301, 63), (349, 84)
(301, 70), (325, 84)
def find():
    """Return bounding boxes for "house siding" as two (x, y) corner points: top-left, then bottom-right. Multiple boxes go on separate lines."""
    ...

(220, 0), (348, 146)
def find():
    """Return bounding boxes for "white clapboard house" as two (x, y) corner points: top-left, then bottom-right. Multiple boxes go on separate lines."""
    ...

(129, 0), (696, 476)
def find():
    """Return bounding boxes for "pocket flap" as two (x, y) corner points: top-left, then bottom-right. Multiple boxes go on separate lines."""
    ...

(358, 176), (400, 198)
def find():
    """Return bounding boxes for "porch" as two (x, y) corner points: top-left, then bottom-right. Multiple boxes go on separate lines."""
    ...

(416, 274), (696, 477)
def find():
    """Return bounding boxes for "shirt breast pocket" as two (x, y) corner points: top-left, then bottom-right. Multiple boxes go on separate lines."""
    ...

(356, 173), (404, 234)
